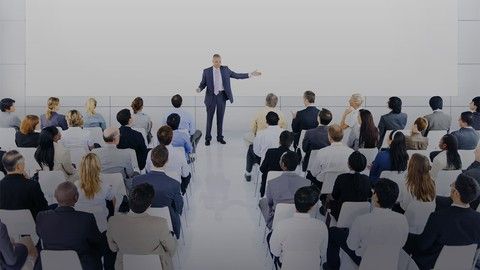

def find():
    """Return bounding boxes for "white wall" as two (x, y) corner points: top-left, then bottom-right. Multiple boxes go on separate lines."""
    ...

(1, 0), (480, 133)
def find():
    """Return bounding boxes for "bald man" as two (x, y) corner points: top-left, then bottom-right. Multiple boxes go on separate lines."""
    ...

(36, 182), (103, 270)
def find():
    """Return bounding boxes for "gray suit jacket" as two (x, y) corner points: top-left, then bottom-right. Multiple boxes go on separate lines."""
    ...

(92, 145), (135, 179)
(451, 127), (479, 150)
(423, 111), (452, 135)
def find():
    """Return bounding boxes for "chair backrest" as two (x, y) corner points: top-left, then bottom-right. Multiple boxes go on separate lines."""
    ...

(0, 127), (17, 149)
(407, 150), (430, 159)
(358, 148), (378, 167)
(0, 171), (4, 179)
(266, 171), (284, 182)
(123, 254), (162, 270)
(69, 147), (87, 167)
(15, 147), (41, 176)
(101, 173), (127, 212)
(459, 150), (475, 170)
(382, 130), (411, 148)
(38, 170), (66, 205)
(336, 202), (371, 228)
(132, 127), (148, 147)
(433, 244), (477, 270)
(427, 130), (448, 150)
(404, 200), (435, 235)
(146, 207), (173, 232)
(41, 250), (83, 270)
(320, 170), (348, 194)
(272, 203), (296, 230)
(380, 170), (407, 187)
(0, 209), (39, 243)
(359, 245), (400, 270)
(435, 170), (462, 196)
(85, 127), (105, 146)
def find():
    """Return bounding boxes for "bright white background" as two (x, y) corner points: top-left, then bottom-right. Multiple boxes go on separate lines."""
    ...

(25, 0), (457, 97)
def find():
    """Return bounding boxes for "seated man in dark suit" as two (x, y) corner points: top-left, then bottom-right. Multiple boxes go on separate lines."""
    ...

(302, 108), (332, 171)
(36, 182), (103, 270)
(413, 174), (480, 270)
(0, 219), (29, 270)
(133, 145), (184, 239)
(450, 111), (479, 150)
(0, 150), (48, 220)
(291, 91), (320, 148)
(116, 109), (148, 170)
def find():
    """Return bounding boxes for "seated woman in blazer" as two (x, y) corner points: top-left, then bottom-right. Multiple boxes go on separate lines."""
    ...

(15, 115), (40, 148)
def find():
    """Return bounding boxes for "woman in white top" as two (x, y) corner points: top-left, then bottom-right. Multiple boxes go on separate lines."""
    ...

(130, 97), (152, 143)
(431, 134), (462, 179)
(62, 110), (94, 152)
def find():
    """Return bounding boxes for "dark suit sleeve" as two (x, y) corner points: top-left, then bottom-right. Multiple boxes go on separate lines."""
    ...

(0, 222), (17, 265)
(260, 152), (270, 174)
(416, 212), (439, 252)
(302, 131), (311, 153)
(228, 67), (249, 79)
(30, 182), (48, 217)
(198, 69), (207, 90)
(59, 115), (68, 131)
(331, 176), (342, 200)
(135, 133), (148, 170)
(86, 214), (103, 254)
(172, 183), (184, 216)
(291, 111), (301, 133)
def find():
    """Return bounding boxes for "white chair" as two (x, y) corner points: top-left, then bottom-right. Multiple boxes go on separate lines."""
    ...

(359, 245), (400, 270)
(0, 171), (4, 179)
(101, 173), (127, 212)
(433, 244), (477, 270)
(69, 147), (87, 167)
(380, 170), (407, 187)
(404, 200), (435, 235)
(435, 170), (462, 196)
(132, 127), (149, 147)
(38, 171), (66, 205)
(320, 171), (347, 194)
(407, 150), (430, 158)
(41, 250), (82, 270)
(16, 147), (41, 176)
(124, 254), (162, 270)
(266, 171), (283, 182)
(459, 150), (475, 170)
(334, 202), (371, 229)
(0, 127), (17, 149)
(146, 207), (173, 232)
(272, 203), (296, 230)
(0, 209), (39, 243)
(85, 127), (105, 147)
(357, 148), (378, 167)
(427, 130), (448, 150)
(398, 249), (420, 270)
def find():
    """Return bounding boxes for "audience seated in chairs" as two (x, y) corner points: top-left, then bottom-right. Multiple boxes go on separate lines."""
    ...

(302, 108), (332, 171)
(470, 96), (480, 130)
(0, 98), (21, 130)
(62, 110), (95, 152)
(405, 117), (429, 150)
(347, 109), (379, 151)
(15, 115), (40, 148)
(40, 97), (68, 131)
(83, 97), (107, 130)
(130, 97), (153, 144)
(450, 111), (480, 150)
(291, 91), (320, 148)
(166, 113), (193, 156)
(377, 96), (408, 148)
(430, 134), (462, 179)
(423, 96), (451, 135)
(369, 131), (409, 184)
(340, 93), (363, 130)
(116, 109), (148, 171)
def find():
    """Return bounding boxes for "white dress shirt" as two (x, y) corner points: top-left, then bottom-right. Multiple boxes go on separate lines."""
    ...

(307, 142), (353, 178)
(74, 180), (114, 232)
(61, 126), (93, 151)
(145, 144), (190, 182)
(270, 212), (329, 270)
(398, 183), (435, 234)
(253, 125), (285, 160)
(347, 207), (409, 258)
(213, 67), (224, 95)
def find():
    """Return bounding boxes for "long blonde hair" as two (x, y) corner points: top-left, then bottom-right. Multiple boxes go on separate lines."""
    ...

(66, 110), (84, 127)
(46, 97), (60, 120)
(406, 154), (435, 202)
(86, 98), (97, 116)
(79, 153), (102, 199)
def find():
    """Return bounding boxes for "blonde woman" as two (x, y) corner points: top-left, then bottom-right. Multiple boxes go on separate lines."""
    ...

(62, 110), (94, 151)
(74, 153), (116, 269)
(84, 98), (106, 130)
(40, 97), (68, 130)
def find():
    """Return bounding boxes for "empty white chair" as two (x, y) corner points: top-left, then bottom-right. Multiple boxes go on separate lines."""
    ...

(357, 148), (378, 167)
(132, 127), (148, 147)
(272, 203), (296, 230)
(146, 207), (173, 232)
(101, 173), (127, 212)
(124, 254), (162, 270)
(0, 209), (39, 243)
(435, 170), (462, 196)
(69, 147), (87, 167)
(41, 250), (82, 270)
(433, 244), (477, 270)
(380, 170), (407, 187)
(16, 147), (41, 176)
(459, 150), (475, 170)
(320, 171), (348, 194)
(335, 202), (371, 229)
(427, 130), (448, 150)
(0, 127), (17, 149)
(85, 127), (105, 147)
(38, 170), (66, 205)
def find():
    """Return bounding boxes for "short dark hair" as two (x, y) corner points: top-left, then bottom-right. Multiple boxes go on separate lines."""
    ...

(1, 150), (24, 173)
(213, 54), (221, 58)
(303, 91), (316, 103)
(166, 113), (181, 130)
(171, 94), (183, 108)
(429, 96), (443, 111)
(0, 98), (15, 112)
(266, 112), (279, 126)
(279, 131), (294, 148)
(472, 97), (480, 112)
(374, 178), (399, 209)
(129, 183), (155, 214)
(460, 111), (474, 126)
(388, 97), (402, 114)
(319, 108), (332, 125)
(294, 186), (319, 213)
(281, 151), (299, 171)
(157, 126), (173, 145)
(348, 151), (367, 172)
(116, 109), (131, 126)
(151, 145), (168, 168)
(455, 174), (480, 204)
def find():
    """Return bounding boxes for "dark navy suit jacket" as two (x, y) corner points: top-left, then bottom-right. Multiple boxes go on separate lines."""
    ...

(198, 66), (249, 105)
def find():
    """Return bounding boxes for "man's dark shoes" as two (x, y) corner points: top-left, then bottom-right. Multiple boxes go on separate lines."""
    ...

(205, 140), (211, 146)
(217, 139), (226, 144)
(244, 174), (252, 182)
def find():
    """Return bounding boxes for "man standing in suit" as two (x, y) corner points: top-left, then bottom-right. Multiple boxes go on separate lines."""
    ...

(450, 111), (480, 150)
(133, 145), (184, 239)
(116, 109), (148, 170)
(302, 108), (332, 171)
(36, 182), (103, 270)
(423, 96), (452, 135)
(291, 91), (320, 148)
(196, 54), (261, 145)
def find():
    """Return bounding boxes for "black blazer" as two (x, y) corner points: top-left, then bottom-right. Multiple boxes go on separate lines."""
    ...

(330, 173), (372, 220)
(472, 112), (480, 130)
(413, 206), (480, 270)
(0, 173), (48, 219)
(302, 125), (330, 171)
(291, 106), (320, 147)
(15, 131), (40, 148)
(36, 206), (103, 270)
(117, 126), (148, 170)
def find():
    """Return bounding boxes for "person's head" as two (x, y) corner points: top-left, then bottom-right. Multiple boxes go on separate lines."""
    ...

(66, 110), (84, 127)
(46, 97), (60, 120)
(85, 98), (97, 116)
(129, 183), (155, 214)
(103, 127), (120, 145)
(412, 117), (428, 134)
(303, 91), (315, 106)
(279, 131), (294, 148)
(280, 151), (299, 172)
(157, 125), (173, 146)
(265, 93), (279, 108)
(450, 174), (480, 205)
(470, 96), (480, 113)
(358, 109), (379, 148)
(439, 134), (462, 169)
(19, 115), (40, 135)
(212, 54), (222, 68)
(116, 109), (132, 126)
(429, 96), (443, 111)
(294, 186), (319, 213)
(35, 126), (60, 171)
(266, 111), (279, 126)
(349, 93), (363, 109)
(328, 124), (343, 143)
(54, 181), (79, 207)
(131, 97), (144, 114)
(388, 131), (409, 172)
(388, 96), (402, 114)
(0, 98), (15, 112)
(1, 150), (25, 174)
(171, 94), (183, 108)
(406, 154), (435, 202)
(151, 144), (169, 168)
(166, 113), (181, 130)
(318, 108), (332, 126)
(459, 111), (474, 128)
(372, 178), (399, 209)
(348, 151), (367, 173)
(79, 153), (102, 199)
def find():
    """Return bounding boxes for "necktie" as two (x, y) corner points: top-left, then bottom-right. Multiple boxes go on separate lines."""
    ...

(214, 68), (221, 95)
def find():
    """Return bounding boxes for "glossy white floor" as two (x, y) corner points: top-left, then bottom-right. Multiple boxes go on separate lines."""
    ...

(175, 133), (273, 270)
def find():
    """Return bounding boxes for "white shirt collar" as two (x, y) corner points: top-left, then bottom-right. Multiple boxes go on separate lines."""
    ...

(452, 203), (470, 209)
(433, 109), (442, 112)
(151, 167), (166, 173)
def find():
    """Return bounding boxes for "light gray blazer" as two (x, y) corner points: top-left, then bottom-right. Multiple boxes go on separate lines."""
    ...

(423, 111), (452, 135)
